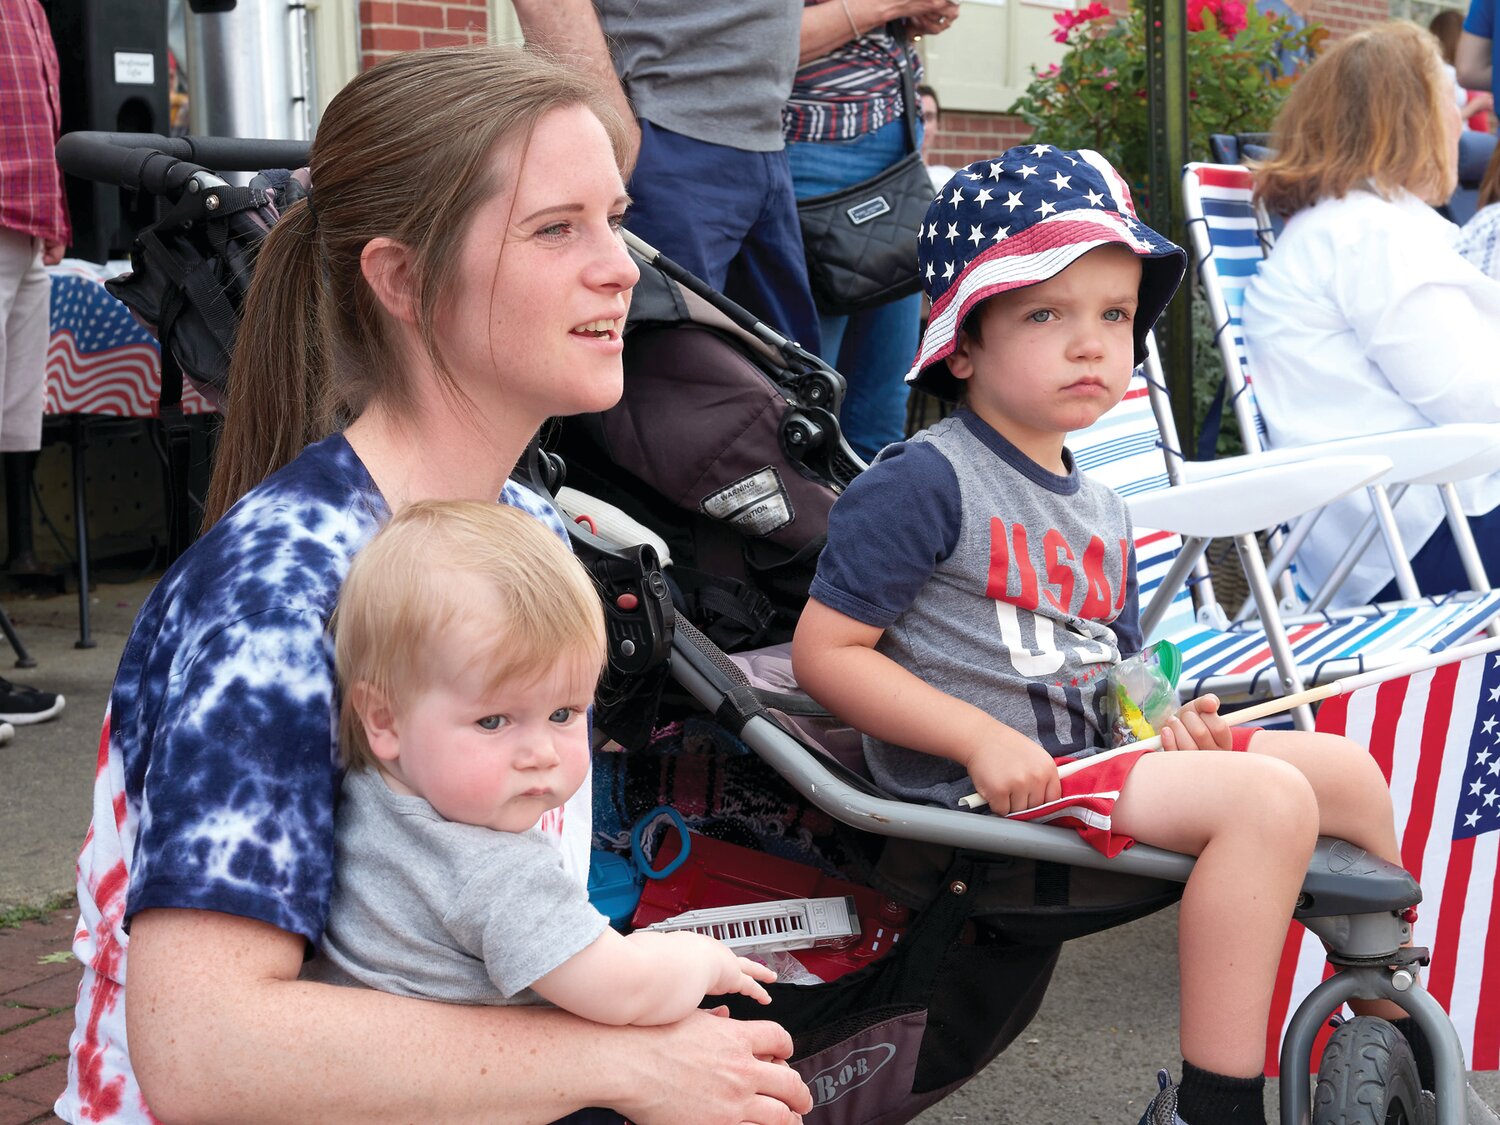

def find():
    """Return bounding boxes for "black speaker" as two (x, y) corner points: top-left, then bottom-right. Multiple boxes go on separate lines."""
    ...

(42, 0), (170, 263)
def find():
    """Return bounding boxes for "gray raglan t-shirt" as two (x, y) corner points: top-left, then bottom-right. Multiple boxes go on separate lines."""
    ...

(593, 0), (801, 151)
(302, 767), (608, 1005)
(811, 411), (1142, 810)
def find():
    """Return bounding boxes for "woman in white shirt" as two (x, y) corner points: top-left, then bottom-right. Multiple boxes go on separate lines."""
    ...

(1242, 20), (1500, 608)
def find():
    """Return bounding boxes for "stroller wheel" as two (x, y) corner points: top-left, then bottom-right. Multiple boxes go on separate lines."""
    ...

(1311, 1016), (1433, 1125)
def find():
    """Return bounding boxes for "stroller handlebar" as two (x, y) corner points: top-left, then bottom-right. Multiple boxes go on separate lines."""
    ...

(55, 132), (312, 195)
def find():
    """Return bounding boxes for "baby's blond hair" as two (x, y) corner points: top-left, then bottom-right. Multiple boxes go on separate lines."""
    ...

(332, 500), (606, 770)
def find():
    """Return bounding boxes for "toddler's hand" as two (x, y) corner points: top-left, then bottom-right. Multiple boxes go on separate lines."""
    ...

(961, 727), (1061, 816)
(1160, 694), (1234, 751)
(708, 948), (776, 1005)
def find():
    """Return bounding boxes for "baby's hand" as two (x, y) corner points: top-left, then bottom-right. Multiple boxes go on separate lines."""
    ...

(1160, 694), (1234, 751)
(707, 947), (776, 1005)
(961, 725), (1061, 816)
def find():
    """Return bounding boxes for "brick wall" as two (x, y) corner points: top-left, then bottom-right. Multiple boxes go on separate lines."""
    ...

(358, 0), (488, 68)
(927, 0), (1391, 168)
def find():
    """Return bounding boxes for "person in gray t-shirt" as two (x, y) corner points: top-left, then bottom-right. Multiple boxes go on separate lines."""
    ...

(513, 0), (822, 352)
(304, 501), (773, 1024)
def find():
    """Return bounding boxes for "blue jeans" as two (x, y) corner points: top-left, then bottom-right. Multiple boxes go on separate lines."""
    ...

(1373, 505), (1500, 603)
(627, 119), (821, 355)
(786, 118), (925, 462)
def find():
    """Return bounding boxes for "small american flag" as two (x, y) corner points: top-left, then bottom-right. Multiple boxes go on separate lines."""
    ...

(1265, 646), (1500, 1074)
(46, 261), (213, 418)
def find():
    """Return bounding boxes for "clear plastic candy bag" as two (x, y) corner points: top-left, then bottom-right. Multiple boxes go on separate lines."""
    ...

(1105, 639), (1183, 747)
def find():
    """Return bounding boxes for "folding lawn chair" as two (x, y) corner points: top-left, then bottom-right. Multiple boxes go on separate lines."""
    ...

(1075, 349), (1500, 727)
(1181, 162), (1500, 619)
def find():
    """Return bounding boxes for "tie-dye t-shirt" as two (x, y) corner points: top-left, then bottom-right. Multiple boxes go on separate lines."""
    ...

(57, 433), (589, 1124)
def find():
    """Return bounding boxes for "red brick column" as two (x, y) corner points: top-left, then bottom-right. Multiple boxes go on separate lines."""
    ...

(359, 0), (489, 69)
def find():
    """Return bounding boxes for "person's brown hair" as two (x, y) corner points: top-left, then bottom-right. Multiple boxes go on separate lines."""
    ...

(1429, 7), (1463, 64)
(203, 46), (628, 527)
(331, 500), (606, 771)
(1479, 136), (1500, 209)
(1254, 21), (1457, 217)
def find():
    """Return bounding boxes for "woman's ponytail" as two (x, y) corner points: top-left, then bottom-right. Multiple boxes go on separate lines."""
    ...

(202, 197), (329, 527)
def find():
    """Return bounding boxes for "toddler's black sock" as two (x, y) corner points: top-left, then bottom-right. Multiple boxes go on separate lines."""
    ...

(1391, 1016), (1436, 1091)
(1178, 1059), (1267, 1125)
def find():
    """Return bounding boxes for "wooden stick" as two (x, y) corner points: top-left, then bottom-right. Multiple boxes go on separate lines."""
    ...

(957, 634), (1500, 811)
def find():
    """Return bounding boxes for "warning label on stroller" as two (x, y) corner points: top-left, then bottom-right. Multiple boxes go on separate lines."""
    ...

(702, 467), (794, 538)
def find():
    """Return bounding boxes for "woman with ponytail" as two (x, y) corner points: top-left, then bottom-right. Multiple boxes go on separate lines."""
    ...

(57, 45), (810, 1125)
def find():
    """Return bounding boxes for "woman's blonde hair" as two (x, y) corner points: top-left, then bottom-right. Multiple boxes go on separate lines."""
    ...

(331, 501), (606, 771)
(1254, 21), (1457, 216)
(203, 46), (628, 527)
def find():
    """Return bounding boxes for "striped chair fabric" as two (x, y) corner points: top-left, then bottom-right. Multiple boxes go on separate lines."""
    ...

(1073, 367), (1500, 702)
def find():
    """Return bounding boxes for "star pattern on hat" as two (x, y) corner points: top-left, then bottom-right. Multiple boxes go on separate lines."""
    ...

(917, 147), (1161, 311)
(911, 145), (1185, 398)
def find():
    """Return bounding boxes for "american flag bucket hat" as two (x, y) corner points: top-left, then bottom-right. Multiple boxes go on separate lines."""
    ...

(907, 146), (1187, 403)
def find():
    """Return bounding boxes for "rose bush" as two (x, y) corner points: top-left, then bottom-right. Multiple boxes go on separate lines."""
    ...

(1010, 0), (1321, 197)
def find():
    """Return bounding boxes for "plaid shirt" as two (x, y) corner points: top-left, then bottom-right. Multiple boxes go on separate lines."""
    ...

(782, 3), (923, 144)
(0, 0), (69, 244)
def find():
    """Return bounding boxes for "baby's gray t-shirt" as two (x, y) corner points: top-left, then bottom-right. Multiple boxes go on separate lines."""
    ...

(302, 767), (608, 1004)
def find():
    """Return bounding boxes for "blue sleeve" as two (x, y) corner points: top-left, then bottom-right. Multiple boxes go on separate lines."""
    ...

(1465, 0), (1493, 39)
(126, 607), (341, 944)
(1114, 543), (1144, 658)
(809, 442), (962, 627)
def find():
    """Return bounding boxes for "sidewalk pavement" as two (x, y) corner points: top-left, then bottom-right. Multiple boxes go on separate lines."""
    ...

(1, 912), (77, 1124)
(0, 575), (157, 1124)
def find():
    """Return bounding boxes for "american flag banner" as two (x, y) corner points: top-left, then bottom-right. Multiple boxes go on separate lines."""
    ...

(46, 261), (214, 417)
(1264, 643), (1500, 1075)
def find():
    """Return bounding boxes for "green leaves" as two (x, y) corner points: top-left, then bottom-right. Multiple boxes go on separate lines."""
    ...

(1009, 0), (1320, 194)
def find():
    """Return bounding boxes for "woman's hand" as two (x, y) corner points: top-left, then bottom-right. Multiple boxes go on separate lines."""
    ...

(904, 1), (961, 36)
(956, 720), (1061, 815)
(621, 1008), (812, 1125)
(1159, 694), (1234, 751)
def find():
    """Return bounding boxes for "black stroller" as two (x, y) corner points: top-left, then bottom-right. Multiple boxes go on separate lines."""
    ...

(54, 129), (1477, 1125)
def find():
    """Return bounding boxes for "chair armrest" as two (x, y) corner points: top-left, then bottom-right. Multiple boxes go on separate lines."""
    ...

(1127, 454), (1392, 539)
(1177, 424), (1500, 488)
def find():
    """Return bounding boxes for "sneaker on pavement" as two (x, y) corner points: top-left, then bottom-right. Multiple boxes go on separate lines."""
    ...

(0, 678), (64, 725)
(1137, 1069), (1189, 1125)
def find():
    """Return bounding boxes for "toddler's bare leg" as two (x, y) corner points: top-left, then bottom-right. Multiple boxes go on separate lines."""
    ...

(1247, 730), (1399, 862)
(1111, 751), (1319, 1077)
(1248, 730), (1406, 1021)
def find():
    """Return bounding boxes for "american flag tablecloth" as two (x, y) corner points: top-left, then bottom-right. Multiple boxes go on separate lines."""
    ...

(46, 260), (214, 418)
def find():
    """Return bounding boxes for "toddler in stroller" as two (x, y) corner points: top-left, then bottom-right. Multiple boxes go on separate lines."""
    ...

(788, 147), (1496, 1125)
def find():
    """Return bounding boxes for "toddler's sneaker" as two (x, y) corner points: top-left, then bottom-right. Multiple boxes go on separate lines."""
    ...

(1137, 1069), (1189, 1125)
(0, 678), (64, 725)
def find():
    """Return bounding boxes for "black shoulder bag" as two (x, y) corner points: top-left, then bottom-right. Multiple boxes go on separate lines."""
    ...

(795, 23), (932, 316)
